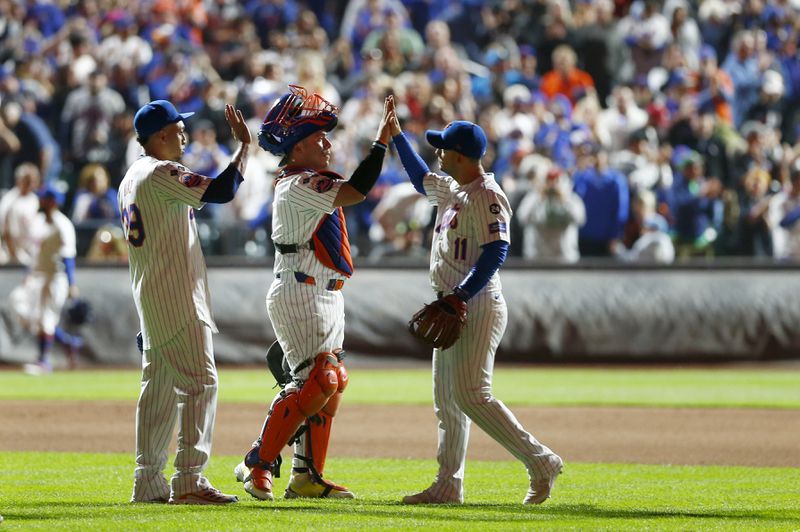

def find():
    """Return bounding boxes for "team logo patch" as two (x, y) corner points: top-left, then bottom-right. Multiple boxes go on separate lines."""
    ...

(310, 176), (334, 193)
(489, 203), (501, 214)
(180, 172), (203, 188)
(488, 221), (507, 234)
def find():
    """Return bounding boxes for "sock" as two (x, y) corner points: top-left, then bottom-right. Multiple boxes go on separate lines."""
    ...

(38, 333), (54, 364)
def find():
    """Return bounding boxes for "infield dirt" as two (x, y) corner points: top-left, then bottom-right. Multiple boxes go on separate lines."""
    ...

(2, 401), (798, 467)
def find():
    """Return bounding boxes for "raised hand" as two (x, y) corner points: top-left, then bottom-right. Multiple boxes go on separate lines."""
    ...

(377, 95), (395, 145)
(225, 104), (251, 145)
(386, 95), (401, 138)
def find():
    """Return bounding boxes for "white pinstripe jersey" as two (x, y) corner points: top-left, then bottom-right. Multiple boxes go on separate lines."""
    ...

(118, 155), (217, 350)
(271, 168), (348, 280)
(30, 210), (76, 274)
(423, 172), (512, 294)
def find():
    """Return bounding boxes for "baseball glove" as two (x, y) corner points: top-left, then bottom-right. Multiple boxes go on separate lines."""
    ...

(408, 294), (468, 350)
(64, 298), (93, 327)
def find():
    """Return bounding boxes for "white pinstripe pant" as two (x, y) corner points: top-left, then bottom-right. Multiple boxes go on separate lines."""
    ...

(266, 277), (345, 381)
(266, 277), (345, 471)
(133, 319), (218, 499)
(428, 291), (559, 502)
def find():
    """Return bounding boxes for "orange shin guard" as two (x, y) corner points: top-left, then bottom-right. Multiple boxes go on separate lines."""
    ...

(258, 353), (342, 465)
(257, 390), (306, 464)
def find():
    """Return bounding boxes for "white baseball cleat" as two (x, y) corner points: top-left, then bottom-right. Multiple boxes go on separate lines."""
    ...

(234, 461), (274, 501)
(524, 455), (563, 505)
(233, 461), (248, 483)
(23, 362), (52, 376)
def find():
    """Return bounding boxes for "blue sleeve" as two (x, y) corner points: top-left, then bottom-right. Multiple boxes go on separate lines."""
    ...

(454, 240), (508, 301)
(200, 164), (244, 204)
(616, 173), (629, 235)
(392, 132), (429, 195)
(63, 257), (76, 286)
(780, 205), (800, 228)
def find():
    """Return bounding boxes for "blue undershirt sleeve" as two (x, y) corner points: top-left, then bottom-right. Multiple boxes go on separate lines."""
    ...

(453, 240), (508, 301)
(392, 132), (429, 195)
(201, 164), (244, 204)
(63, 257), (76, 286)
(780, 205), (800, 228)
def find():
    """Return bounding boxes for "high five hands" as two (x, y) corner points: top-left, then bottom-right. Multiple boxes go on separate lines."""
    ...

(377, 95), (402, 145)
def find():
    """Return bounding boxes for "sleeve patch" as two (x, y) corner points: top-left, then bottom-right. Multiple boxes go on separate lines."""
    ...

(489, 203), (501, 214)
(309, 176), (334, 193)
(488, 221), (507, 234)
(180, 171), (203, 188)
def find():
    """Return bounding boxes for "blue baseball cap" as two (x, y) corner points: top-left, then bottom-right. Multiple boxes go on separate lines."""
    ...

(134, 100), (194, 142)
(37, 183), (65, 207)
(425, 121), (487, 160)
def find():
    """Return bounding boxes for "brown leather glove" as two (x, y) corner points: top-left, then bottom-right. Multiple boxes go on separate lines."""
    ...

(408, 294), (468, 350)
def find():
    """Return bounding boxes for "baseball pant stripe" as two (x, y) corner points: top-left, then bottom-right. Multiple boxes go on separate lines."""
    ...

(134, 320), (217, 497)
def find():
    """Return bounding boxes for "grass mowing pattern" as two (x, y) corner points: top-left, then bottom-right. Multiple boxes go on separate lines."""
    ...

(0, 452), (799, 531)
(0, 367), (799, 408)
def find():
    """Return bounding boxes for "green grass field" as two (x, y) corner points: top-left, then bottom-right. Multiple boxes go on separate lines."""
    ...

(1, 366), (799, 530)
(1, 366), (799, 408)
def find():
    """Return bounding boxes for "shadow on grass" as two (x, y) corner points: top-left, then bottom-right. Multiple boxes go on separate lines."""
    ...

(3, 500), (796, 526)
(242, 500), (796, 524)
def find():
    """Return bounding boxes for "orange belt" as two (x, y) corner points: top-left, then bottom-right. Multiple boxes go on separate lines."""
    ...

(276, 272), (345, 291)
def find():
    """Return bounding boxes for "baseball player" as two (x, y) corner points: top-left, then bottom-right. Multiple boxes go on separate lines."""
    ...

(233, 85), (393, 501)
(8, 183), (78, 375)
(0, 162), (41, 266)
(387, 100), (563, 505)
(120, 99), (250, 505)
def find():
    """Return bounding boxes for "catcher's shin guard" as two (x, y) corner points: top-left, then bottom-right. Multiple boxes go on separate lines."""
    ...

(257, 352), (342, 464)
(295, 351), (348, 478)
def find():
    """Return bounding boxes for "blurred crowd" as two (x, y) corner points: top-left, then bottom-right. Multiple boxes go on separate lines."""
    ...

(3, 0), (800, 265)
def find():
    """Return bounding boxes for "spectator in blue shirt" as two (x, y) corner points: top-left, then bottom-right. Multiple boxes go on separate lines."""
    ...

(71, 163), (119, 224)
(670, 150), (724, 252)
(572, 145), (629, 257)
(722, 30), (765, 127)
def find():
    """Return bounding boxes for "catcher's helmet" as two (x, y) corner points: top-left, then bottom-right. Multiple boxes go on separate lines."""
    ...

(65, 298), (93, 327)
(258, 84), (339, 157)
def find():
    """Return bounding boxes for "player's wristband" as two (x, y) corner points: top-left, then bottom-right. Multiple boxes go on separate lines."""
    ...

(450, 286), (470, 302)
(347, 142), (386, 195)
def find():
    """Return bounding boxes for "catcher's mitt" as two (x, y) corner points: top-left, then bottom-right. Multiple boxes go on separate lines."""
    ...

(65, 298), (93, 327)
(408, 294), (468, 350)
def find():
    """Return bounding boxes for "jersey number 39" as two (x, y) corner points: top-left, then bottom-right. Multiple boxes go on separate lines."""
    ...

(121, 204), (146, 247)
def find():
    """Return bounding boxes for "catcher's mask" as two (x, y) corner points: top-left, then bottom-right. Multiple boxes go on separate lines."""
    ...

(258, 85), (339, 158)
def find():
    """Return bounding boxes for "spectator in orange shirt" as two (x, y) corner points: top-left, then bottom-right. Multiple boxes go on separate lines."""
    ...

(690, 45), (734, 125)
(541, 45), (595, 107)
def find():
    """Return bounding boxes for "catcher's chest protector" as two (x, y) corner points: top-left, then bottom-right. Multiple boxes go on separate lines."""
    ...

(312, 208), (353, 277)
